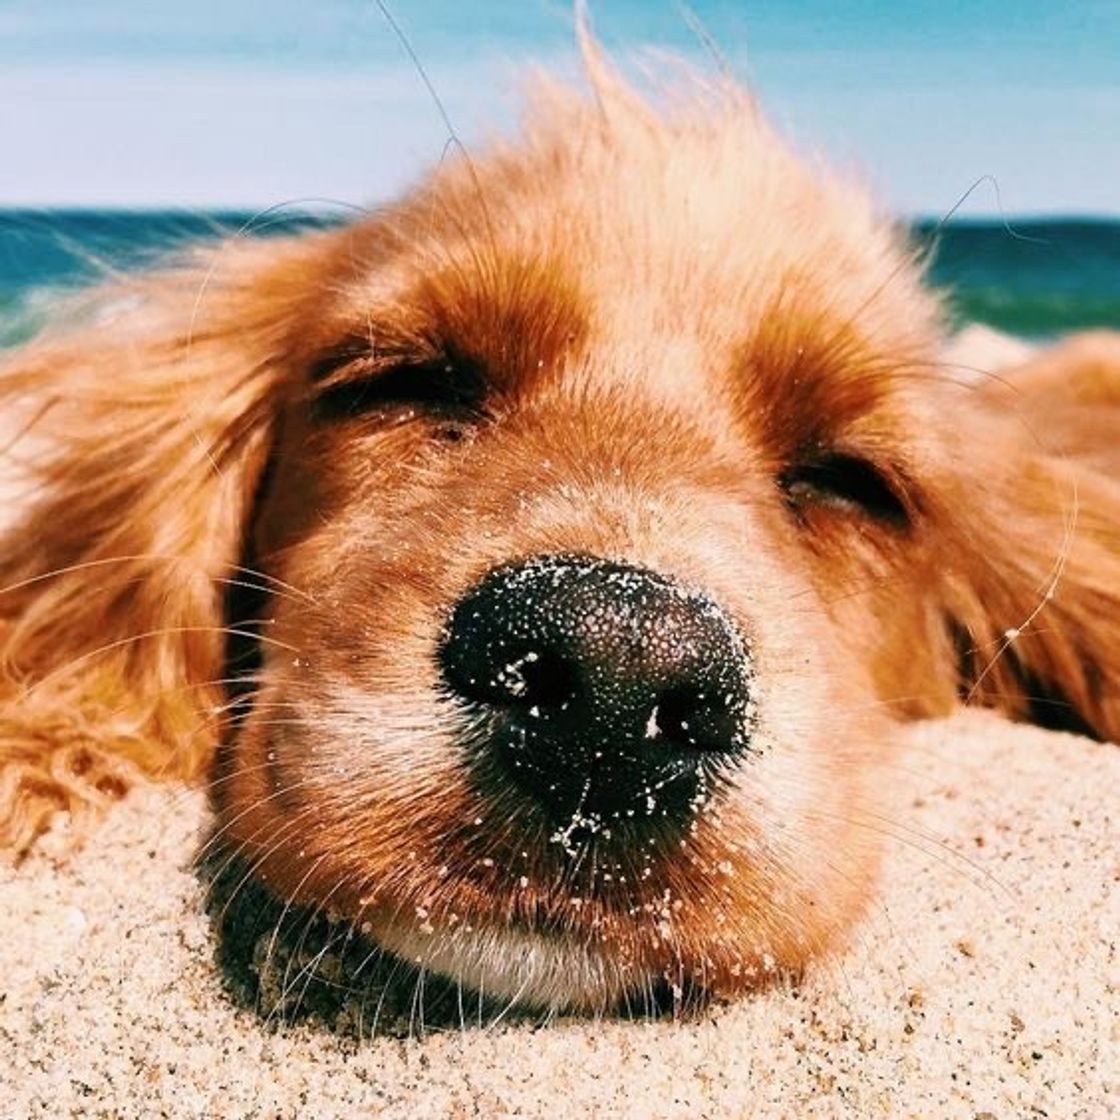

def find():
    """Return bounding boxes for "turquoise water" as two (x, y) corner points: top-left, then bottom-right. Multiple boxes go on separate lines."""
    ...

(915, 217), (1120, 337)
(1, 210), (1117, 348)
(0, 210), (327, 347)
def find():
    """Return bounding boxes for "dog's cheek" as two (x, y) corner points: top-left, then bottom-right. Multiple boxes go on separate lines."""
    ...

(708, 627), (886, 985)
(216, 663), (480, 912)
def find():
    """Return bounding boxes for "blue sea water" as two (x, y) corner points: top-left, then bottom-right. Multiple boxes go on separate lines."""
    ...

(0, 210), (1117, 348)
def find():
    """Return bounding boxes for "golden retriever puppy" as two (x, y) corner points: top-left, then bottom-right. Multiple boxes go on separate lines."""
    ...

(1, 46), (1118, 1019)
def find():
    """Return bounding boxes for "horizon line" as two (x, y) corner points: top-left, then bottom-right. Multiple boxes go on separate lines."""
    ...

(2, 204), (1118, 224)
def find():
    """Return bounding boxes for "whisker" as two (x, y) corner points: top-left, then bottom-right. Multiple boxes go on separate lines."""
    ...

(17, 624), (302, 699)
(0, 553), (279, 601)
(804, 806), (1010, 899)
(193, 776), (321, 868)
(967, 476), (1078, 703)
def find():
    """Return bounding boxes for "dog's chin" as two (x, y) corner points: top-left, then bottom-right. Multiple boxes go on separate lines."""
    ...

(201, 845), (723, 1034)
(368, 916), (635, 1013)
(200, 794), (844, 1035)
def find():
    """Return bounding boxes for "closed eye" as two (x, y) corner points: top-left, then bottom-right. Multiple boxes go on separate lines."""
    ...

(779, 451), (912, 529)
(310, 341), (488, 427)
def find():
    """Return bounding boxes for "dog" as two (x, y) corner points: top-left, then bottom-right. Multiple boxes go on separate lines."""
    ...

(1, 41), (1118, 1019)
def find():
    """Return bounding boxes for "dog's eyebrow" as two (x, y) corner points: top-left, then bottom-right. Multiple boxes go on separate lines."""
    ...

(307, 253), (589, 403)
(414, 254), (589, 396)
(731, 306), (901, 457)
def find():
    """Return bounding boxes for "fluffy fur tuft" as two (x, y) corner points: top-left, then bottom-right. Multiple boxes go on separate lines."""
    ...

(0, 237), (335, 847)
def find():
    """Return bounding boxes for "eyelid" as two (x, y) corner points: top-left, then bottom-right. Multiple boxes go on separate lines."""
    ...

(308, 338), (489, 422)
(307, 330), (438, 389)
(779, 449), (913, 529)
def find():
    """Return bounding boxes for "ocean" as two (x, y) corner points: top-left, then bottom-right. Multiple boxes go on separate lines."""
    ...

(0, 210), (1117, 348)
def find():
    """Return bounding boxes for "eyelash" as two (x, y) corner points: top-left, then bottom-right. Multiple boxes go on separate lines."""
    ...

(311, 349), (489, 435)
(778, 451), (912, 529)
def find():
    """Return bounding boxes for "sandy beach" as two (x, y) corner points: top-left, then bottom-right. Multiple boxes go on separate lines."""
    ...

(3, 709), (1116, 1118)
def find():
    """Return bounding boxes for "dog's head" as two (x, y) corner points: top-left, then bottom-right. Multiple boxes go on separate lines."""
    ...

(2, 57), (1118, 1013)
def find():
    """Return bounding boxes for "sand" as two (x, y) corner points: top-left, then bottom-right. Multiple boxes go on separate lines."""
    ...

(2, 709), (1116, 1119)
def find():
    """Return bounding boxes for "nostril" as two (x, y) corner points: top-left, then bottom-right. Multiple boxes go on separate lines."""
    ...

(493, 650), (577, 711)
(647, 686), (715, 750)
(648, 686), (701, 748)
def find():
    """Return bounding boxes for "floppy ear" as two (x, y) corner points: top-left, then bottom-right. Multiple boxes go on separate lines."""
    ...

(0, 234), (332, 851)
(930, 331), (1120, 741)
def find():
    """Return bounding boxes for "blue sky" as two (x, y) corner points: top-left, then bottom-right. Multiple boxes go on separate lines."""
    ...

(1, 1), (1117, 215)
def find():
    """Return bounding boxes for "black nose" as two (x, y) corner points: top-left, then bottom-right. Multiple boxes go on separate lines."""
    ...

(438, 554), (756, 829)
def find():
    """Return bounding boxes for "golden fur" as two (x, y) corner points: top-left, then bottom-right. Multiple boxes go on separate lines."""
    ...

(1, 49), (1118, 1012)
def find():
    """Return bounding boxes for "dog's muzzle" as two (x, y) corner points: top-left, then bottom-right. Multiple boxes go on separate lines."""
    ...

(438, 554), (757, 831)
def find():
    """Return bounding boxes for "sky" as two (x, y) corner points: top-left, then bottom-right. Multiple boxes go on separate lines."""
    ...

(0, 1), (1117, 216)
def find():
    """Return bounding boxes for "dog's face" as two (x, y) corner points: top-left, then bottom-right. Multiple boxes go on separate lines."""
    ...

(4, 61), (1117, 1018)
(215, 82), (950, 1010)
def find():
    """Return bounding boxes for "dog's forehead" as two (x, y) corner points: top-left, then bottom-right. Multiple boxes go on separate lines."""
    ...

(326, 86), (938, 418)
